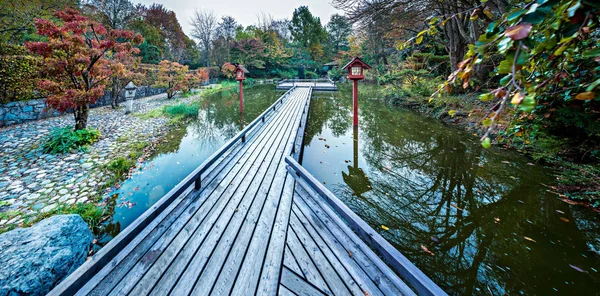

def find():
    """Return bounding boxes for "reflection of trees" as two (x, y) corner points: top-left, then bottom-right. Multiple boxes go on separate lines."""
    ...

(304, 92), (352, 144)
(306, 88), (600, 295)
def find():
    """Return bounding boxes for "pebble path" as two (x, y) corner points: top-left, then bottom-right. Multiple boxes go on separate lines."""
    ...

(0, 91), (202, 231)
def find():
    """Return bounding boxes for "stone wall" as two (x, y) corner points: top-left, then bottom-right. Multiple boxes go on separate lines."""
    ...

(0, 86), (166, 127)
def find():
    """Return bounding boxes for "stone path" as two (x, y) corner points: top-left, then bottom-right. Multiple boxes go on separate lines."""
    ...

(0, 92), (202, 231)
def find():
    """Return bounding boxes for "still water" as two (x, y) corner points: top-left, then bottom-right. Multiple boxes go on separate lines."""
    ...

(98, 83), (600, 295)
(98, 85), (280, 243)
(302, 85), (600, 295)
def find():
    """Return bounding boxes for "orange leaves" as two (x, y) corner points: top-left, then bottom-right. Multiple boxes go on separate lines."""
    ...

(505, 23), (533, 40)
(575, 92), (595, 101)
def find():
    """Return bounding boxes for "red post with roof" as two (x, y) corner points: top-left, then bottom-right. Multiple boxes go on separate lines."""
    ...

(234, 64), (248, 113)
(342, 57), (371, 126)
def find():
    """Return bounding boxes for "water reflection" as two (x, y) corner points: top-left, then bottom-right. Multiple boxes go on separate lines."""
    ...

(96, 85), (280, 245)
(302, 85), (600, 295)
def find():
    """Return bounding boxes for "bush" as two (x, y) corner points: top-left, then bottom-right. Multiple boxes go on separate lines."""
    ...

(0, 43), (43, 103)
(163, 103), (200, 118)
(328, 67), (343, 81)
(42, 127), (101, 154)
(106, 157), (135, 177)
(305, 71), (318, 79)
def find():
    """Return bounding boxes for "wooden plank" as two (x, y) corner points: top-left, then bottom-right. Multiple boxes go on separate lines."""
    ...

(285, 157), (446, 296)
(110, 88), (304, 295)
(293, 186), (405, 296)
(288, 213), (352, 296)
(291, 203), (383, 296)
(284, 227), (331, 294)
(230, 88), (311, 295)
(190, 89), (309, 296)
(280, 267), (327, 296)
(278, 285), (296, 296)
(284, 245), (305, 280)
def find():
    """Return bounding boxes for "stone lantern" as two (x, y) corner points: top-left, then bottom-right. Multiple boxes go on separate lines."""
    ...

(342, 57), (371, 126)
(124, 81), (137, 114)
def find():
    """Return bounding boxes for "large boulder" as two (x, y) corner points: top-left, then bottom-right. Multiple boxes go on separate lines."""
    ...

(0, 215), (92, 296)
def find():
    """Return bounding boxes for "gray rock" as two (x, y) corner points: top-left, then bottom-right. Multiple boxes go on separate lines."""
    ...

(0, 215), (92, 296)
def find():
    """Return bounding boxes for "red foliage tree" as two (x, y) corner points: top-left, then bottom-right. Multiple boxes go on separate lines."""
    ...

(187, 68), (209, 89)
(221, 62), (236, 79)
(26, 8), (142, 130)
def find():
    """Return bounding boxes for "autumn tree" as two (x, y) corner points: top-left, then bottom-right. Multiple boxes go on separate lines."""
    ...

(326, 14), (352, 55)
(221, 62), (236, 78)
(26, 8), (142, 130)
(187, 68), (209, 89)
(154, 60), (189, 99)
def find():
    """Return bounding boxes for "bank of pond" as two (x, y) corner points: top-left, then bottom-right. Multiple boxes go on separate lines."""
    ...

(96, 84), (600, 295)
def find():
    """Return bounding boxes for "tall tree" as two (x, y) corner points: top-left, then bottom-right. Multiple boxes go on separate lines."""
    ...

(215, 15), (238, 61)
(190, 9), (217, 67)
(326, 14), (352, 55)
(26, 8), (142, 130)
(289, 6), (327, 60)
(86, 0), (137, 29)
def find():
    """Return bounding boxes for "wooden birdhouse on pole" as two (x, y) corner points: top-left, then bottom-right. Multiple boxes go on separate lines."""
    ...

(234, 64), (249, 113)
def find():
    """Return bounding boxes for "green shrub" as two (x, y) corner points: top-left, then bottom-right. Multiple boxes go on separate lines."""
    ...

(328, 67), (343, 81)
(305, 71), (318, 79)
(106, 157), (135, 177)
(0, 43), (43, 103)
(163, 103), (200, 118)
(42, 127), (101, 154)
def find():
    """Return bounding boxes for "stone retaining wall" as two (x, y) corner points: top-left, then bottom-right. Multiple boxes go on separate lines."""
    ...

(0, 86), (166, 127)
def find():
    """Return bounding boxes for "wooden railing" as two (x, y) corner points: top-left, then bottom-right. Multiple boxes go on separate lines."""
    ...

(50, 85), (299, 296)
(277, 78), (336, 88)
(284, 156), (448, 296)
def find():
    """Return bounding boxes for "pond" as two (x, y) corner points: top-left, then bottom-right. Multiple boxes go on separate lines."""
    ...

(97, 84), (281, 244)
(301, 85), (600, 295)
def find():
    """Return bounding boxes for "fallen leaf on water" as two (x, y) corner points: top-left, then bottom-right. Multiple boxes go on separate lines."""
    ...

(524, 236), (537, 243)
(556, 210), (565, 214)
(569, 264), (586, 273)
(421, 245), (435, 256)
(431, 236), (439, 242)
(451, 203), (464, 211)
(501, 161), (511, 164)
(494, 217), (501, 223)
(347, 250), (353, 258)
(381, 225), (389, 231)
(560, 217), (570, 223)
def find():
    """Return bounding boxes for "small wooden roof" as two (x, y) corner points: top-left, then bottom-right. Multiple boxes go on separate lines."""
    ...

(342, 57), (371, 70)
(235, 64), (249, 73)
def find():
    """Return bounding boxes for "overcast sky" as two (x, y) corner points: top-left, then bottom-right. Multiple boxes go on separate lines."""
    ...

(132, 0), (341, 37)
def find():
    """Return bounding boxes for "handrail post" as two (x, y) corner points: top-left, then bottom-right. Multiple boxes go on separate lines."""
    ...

(195, 175), (201, 190)
(242, 133), (246, 143)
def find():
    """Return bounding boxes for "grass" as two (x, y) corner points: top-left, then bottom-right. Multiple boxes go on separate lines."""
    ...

(163, 103), (200, 118)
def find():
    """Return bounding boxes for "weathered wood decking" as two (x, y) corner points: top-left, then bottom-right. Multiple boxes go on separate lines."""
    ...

(50, 86), (445, 296)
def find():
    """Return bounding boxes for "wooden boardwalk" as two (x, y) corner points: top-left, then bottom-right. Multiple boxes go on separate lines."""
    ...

(276, 79), (337, 91)
(50, 86), (445, 296)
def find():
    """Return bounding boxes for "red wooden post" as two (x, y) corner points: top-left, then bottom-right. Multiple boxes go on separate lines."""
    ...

(353, 80), (359, 126)
(342, 57), (371, 127)
(239, 80), (244, 113)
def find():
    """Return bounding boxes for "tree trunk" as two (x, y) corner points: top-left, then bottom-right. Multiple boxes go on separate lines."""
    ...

(111, 76), (119, 109)
(74, 104), (89, 131)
